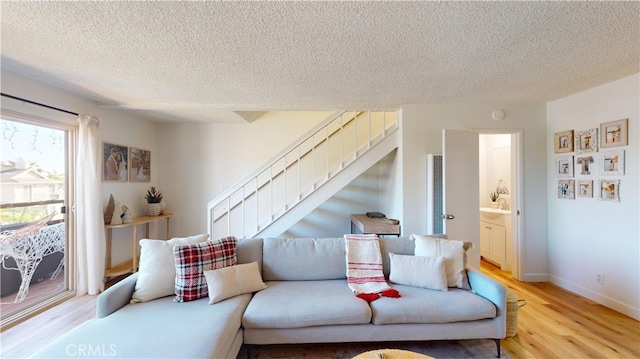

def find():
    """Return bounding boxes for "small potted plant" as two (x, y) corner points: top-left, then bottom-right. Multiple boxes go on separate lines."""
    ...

(144, 186), (164, 216)
(489, 191), (500, 209)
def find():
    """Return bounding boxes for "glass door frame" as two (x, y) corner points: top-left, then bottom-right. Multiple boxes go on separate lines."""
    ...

(0, 109), (78, 330)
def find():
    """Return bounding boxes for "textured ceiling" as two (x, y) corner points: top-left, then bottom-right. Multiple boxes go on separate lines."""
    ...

(1, 1), (638, 123)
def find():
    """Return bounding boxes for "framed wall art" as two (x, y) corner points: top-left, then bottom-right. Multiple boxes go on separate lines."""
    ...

(577, 180), (593, 198)
(575, 128), (598, 154)
(554, 130), (574, 153)
(557, 179), (575, 199)
(129, 147), (151, 182)
(601, 150), (624, 176)
(600, 118), (628, 148)
(556, 155), (574, 177)
(598, 179), (620, 202)
(103, 142), (128, 182)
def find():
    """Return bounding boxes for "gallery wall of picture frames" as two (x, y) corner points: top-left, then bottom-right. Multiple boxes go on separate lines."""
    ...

(553, 118), (628, 202)
(102, 142), (151, 183)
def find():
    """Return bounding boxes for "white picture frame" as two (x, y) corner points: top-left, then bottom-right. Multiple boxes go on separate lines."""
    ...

(600, 118), (628, 148)
(557, 179), (575, 199)
(577, 180), (593, 198)
(556, 156), (574, 177)
(598, 179), (620, 202)
(601, 150), (624, 176)
(575, 128), (598, 154)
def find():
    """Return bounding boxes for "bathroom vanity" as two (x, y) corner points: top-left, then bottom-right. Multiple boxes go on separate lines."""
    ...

(479, 208), (511, 269)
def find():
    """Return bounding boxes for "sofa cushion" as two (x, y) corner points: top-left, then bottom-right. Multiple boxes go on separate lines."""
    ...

(378, 237), (416, 277)
(30, 294), (252, 359)
(412, 234), (471, 289)
(242, 280), (372, 329)
(370, 284), (496, 325)
(173, 236), (237, 302)
(204, 261), (267, 304)
(388, 253), (448, 291)
(262, 238), (346, 281)
(237, 237), (263, 270)
(131, 234), (209, 303)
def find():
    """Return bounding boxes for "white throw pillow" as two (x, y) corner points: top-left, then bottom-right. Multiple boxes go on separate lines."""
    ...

(131, 233), (209, 303)
(204, 261), (267, 304)
(389, 253), (448, 291)
(412, 234), (471, 290)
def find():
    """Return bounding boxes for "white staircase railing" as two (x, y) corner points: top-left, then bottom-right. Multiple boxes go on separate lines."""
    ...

(207, 110), (398, 239)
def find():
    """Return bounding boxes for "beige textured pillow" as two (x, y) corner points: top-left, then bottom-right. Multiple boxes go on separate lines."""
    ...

(389, 253), (448, 291)
(131, 233), (209, 303)
(411, 234), (471, 290)
(204, 261), (267, 304)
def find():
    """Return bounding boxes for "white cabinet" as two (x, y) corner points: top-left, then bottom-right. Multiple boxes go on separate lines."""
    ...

(480, 221), (506, 268)
(479, 209), (510, 270)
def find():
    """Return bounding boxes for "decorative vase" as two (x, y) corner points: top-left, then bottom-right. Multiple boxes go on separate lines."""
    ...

(159, 200), (166, 215)
(145, 203), (161, 216)
(489, 202), (499, 209)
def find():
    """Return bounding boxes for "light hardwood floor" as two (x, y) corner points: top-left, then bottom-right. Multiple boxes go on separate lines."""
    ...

(483, 261), (640, 359)
(1, 261), (638, 358)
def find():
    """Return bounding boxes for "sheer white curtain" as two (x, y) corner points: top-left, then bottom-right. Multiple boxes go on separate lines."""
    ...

(76, 115), (105, 295)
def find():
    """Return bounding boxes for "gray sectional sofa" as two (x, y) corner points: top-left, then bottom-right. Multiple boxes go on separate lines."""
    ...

(31, 236), (507, 359)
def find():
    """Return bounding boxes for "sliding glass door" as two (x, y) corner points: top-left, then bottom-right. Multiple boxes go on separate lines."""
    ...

(0, 117), (72, 327)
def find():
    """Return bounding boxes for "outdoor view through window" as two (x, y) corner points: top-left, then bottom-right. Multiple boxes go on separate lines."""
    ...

(1, 118), (67, 321)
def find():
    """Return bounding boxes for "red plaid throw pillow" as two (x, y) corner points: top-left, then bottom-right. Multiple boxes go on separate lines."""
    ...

(173, 236), (237, 302)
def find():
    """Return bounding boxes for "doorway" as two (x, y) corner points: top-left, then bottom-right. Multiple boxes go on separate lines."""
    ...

(479, 131), (522, 280)
(0, 117), (73, 328)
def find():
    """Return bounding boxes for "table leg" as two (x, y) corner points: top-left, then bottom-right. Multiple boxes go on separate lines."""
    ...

(106, 228), (112, 270)
(132, 225), (138, 273)
(166, 217), (171, 239)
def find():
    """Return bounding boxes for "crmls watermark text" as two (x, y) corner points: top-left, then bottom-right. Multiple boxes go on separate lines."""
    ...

(66, 344), (117, 357)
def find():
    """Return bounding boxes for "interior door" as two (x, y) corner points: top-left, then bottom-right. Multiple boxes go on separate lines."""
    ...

(442, 129), (480, 269)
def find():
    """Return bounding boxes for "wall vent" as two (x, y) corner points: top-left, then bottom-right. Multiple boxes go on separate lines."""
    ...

(426, 154), (444, 234)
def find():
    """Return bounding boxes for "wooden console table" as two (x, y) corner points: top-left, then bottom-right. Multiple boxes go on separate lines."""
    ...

(351, 214), (400, 237)
(104, 213), (173, 278)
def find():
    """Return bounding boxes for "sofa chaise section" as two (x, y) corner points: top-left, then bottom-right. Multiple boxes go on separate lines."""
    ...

(30, 273), (251, 359)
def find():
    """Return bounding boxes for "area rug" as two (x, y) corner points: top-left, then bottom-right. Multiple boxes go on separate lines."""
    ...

(237, 340), (512, 359)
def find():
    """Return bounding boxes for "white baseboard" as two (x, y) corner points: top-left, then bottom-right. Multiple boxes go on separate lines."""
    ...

(550, 274), (640, 321)
(521, 272), (549, 282)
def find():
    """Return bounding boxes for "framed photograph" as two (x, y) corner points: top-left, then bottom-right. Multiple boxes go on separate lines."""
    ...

(575, 156), (594, 175)
(556, 156), (574, 177)
(129, 147), (151, 182)
(577, 180), (593, 198)
(575, 128), (598, 154)
(600, 118), (628, 148)
(103, 142), (128, 182)
(598, 179), (620, 202)
(601, 150), (624, 176)
(557, 179), (575, 199)
(554, 130), (574, 153)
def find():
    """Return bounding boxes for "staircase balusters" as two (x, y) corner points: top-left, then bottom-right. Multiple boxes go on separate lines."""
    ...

(207, 111), (398, 238)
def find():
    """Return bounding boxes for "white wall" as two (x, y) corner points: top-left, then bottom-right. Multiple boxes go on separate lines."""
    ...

(546, 73), (639, 320)
(156, 112), (332, 237)
(282, 163), (383, 238)
(1, 70), (160, 266)
(399, 103), (548, 281)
